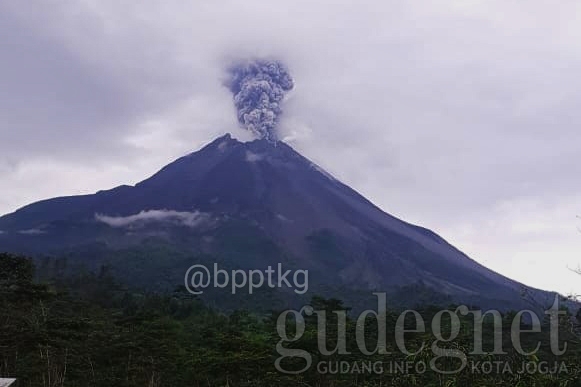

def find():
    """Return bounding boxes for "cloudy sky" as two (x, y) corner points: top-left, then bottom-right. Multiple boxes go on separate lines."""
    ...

(1, 0), (580, 295)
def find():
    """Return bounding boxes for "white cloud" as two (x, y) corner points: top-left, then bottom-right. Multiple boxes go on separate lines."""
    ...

(18, 229), (46, 235)
(95, 210), (210, 228)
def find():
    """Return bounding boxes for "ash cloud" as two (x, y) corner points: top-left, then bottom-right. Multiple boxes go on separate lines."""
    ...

(226, 59), (294, 141)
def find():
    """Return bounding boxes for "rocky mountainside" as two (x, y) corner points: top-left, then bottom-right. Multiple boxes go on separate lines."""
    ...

(0, 134), (561, 311)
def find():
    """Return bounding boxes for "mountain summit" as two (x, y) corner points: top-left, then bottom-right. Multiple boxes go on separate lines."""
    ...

(0, 134), (559, 310)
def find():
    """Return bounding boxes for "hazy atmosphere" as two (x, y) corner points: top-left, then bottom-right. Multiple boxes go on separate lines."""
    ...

(1, 0), (581, 296)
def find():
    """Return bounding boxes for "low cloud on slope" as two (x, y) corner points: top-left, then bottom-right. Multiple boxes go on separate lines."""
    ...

(95, 210), (210, 228)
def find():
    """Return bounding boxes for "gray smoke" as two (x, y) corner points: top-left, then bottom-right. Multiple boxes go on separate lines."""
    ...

(226, 59), (294, 141)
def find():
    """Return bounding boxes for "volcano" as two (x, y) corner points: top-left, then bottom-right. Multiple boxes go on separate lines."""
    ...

(0, 134), (561, 311)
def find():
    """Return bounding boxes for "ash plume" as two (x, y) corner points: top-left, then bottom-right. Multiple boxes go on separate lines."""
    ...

(226, 59), (294, 141)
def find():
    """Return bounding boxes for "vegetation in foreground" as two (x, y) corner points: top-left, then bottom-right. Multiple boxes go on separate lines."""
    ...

(1, 252), (580, 386)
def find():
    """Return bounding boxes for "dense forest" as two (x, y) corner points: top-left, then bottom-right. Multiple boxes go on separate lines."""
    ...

(1, 252), (580, 386)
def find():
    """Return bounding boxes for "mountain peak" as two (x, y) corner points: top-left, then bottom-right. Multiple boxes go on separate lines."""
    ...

(0, 134), (562, 312)
(195, 132), (238, 153)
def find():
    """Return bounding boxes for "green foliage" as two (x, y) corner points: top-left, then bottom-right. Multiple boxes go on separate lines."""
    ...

(0, 253), (580, 386)
(0, 252), (34, 285)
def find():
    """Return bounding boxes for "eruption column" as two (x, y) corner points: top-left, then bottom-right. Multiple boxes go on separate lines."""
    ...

(226, 59), (294, 141)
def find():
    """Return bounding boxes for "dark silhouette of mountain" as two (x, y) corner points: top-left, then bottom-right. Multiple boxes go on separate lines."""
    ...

(0, 134), (562, 311)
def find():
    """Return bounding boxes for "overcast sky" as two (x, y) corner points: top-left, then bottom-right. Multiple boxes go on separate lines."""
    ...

(1, 0), (580, 295)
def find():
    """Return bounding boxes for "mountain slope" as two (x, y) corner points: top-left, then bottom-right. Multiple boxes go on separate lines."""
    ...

(0, 134), (561, 311)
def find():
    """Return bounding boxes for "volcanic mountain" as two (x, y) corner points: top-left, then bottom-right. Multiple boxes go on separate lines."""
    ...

(0, 134), (561, 311)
